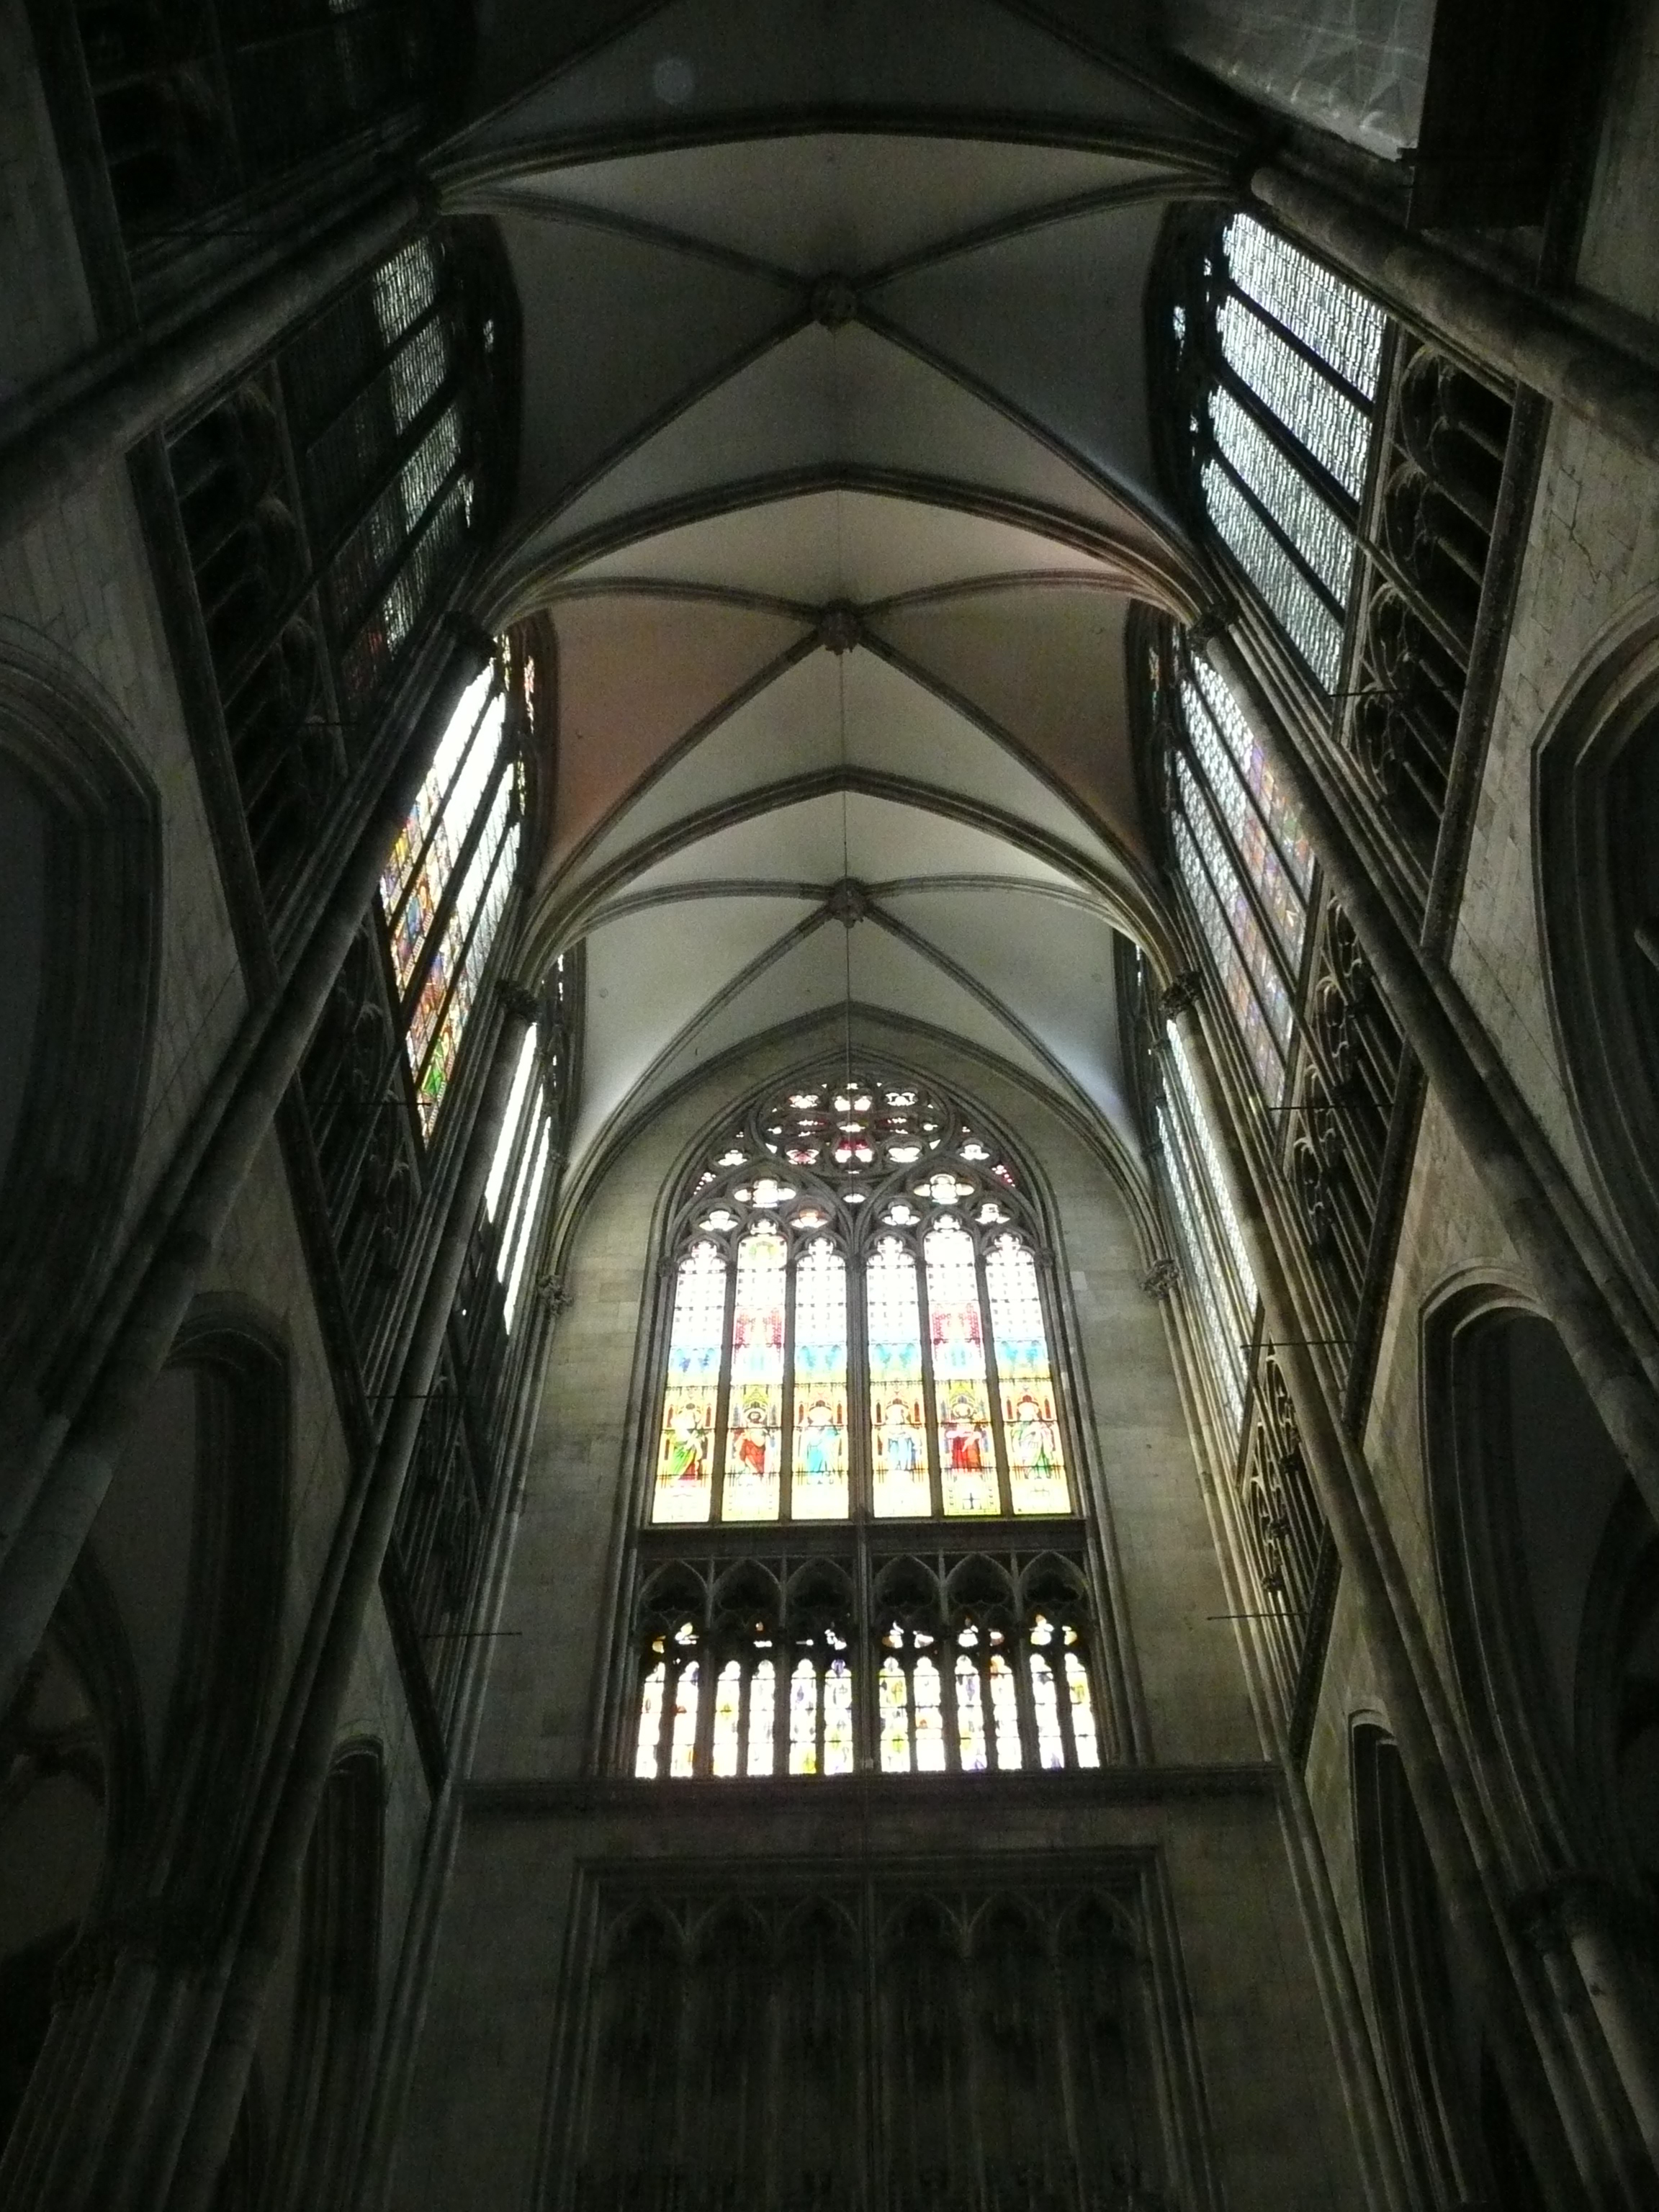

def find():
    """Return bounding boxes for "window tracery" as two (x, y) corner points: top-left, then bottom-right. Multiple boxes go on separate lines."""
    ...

(651, 1073), (1070, 1526)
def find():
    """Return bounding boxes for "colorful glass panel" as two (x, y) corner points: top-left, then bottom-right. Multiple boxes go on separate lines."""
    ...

(867, 1237), (931, 1517)
(925, 1220), (998, 1515)
(878, 1653), (910, 1772)
(724, 1224), (786, 1520)
(984, 1235), (1069, 1514)
(955, 1645), (988, 1771)
(913, 1655), (945, 1771)
(823, 1658), (854, 1776)
(652, 1244), (726, 1524)
(788, 1658), (818, 1775)
(668, 1661), (699, 1779)
(989, 1651), (1022, 1770)
(747, 1659), (775, 1776)
(1188, 660), (1313, 891)
(790, 1238), (849, 1519)
(634, 1663), (664, 1779)
(381, 662), (495, 936)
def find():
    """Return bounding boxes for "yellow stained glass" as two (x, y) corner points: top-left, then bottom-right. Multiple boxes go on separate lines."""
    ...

(653, 1244), (725, 1524)
(925, 1220), (997, 1515)
(724, 1225), (786, 1521)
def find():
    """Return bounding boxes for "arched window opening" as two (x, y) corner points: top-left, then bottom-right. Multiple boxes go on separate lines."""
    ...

(162, 223), (515, 907)
(1142, 629), (1408, 1375)
(67, 2), (467, 251)
(628, 1073), (1115, 1781)
(650, 1074), (1071, 1527)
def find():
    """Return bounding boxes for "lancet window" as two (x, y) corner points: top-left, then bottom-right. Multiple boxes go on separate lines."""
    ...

(629, 1550), (1104, 1782)
(650, 1074), (1071, 1527)
(378, 638), (526, 1138)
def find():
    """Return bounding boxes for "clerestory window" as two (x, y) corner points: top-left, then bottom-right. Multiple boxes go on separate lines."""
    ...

(626, 1069), (1112, 1782)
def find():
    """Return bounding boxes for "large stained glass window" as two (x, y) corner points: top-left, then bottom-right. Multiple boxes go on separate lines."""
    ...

(379, 639), (523, 1138)
(1161, 634), (1314, 1107)
(629, 1071), (1111, 1783)
(1175, 213), (1385, 691)
(647, 1072), (1074, 1524)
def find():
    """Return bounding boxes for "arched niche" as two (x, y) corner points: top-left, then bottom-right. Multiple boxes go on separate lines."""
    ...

(1426, 1292), (1655, 1889)
(1351, 1722), (1550, 2211)
(0, 1321), (289, 2177)
(1538, 598), (1659, 1310)
(0, 642), (158, 1413)
(261, 1740), (385, 2212)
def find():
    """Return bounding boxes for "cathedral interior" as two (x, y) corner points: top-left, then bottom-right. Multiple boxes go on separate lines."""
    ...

(5, 1), (1659, 2206)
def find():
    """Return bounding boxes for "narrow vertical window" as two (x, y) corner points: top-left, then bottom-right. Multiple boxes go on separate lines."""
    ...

(985, 1236), (1069, 1515)
(634, 1664), (665, 1779)
(1179, 212), (1385, 692)
(868, 1237), (931, 1518)
(989, 1653), (1023, 1769)
(926, 1220), (998, 1516)
(724, 1225), (786, 1521)
(955, 1645), (989, 1771)
(1064, 1639), (1101, 1769)
(711, 1663), (743, 1778)
(791, 1239), (850, 1519)
(822, 1660), (855, 1776)
(653, 1244), (726, 1524)
(788, 1659), (819, 1774)
(668, 1654), (699, 1779)
(879, 1653), (911, 1772)
(747, 1660), (776, 1776)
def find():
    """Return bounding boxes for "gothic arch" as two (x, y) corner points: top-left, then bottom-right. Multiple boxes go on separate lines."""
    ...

(1537, 585), (1659, 1312)
(1424, 1280), (1652, 1885)
(265, 1739), (386, 2212)
(0, 634), (159, 1402)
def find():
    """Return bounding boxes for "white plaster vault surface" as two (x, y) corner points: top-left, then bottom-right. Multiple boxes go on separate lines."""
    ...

(439, 0), (1238, 1195)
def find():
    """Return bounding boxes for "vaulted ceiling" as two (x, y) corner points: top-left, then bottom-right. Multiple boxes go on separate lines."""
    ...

(439, 0), (1248, 1199)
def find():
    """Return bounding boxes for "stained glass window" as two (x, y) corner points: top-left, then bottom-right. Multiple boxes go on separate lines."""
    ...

(724, 1225), (786, 1521)
(652, 1244), (726, 1524)
(1177, 212), (1385, 692)
(1166, 640), (1314, 1108)
(649, 1071), (1074, 1525)
(379, 639), (524, 1140)
(633, 1072), (1111, 1784)
(867, 1238), (932, 1518)
(1155, 1024), (1262, 1444)
(791, 1239), (849, 1519)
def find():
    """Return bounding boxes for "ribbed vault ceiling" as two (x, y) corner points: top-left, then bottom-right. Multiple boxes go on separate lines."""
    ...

(443, 0), (1245, 1194)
